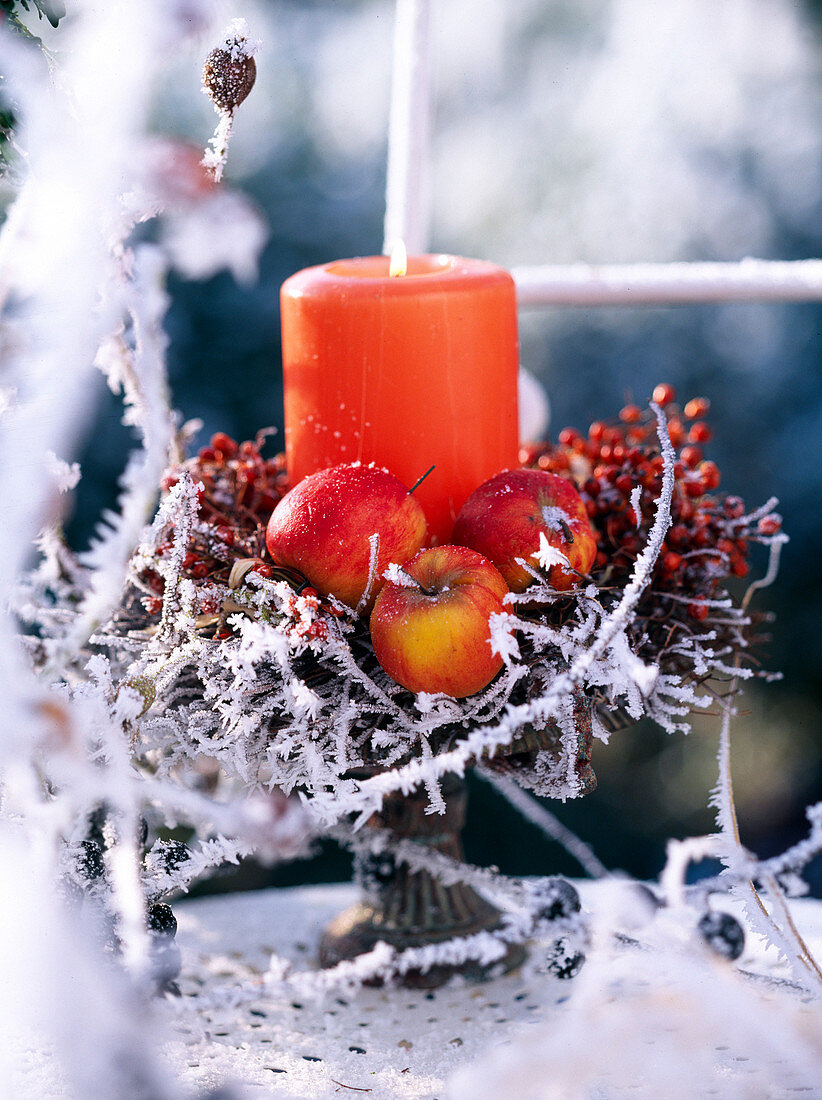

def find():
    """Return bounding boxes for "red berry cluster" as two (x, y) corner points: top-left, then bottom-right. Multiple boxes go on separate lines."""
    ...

(520, 384), (781, 657)
(137, 431), (291, 618)
(284, 587), (331, 644)
(163, 430), (289, 522)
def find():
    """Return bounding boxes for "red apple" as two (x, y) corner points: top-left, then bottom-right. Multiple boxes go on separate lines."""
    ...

(369, 545), (510, 698)
(265, 462), (427, 612)
(451, 469), (596, 593)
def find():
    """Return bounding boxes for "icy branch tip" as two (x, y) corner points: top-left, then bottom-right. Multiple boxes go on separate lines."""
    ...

(201, 22), (259, 182)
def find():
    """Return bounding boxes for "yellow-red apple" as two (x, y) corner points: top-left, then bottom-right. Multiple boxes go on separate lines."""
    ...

(369, 545), (510, 698)
(451, 469), (596, 592)
(265, 462), (426, 611)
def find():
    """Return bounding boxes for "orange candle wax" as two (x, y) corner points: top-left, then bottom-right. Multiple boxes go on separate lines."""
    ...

(280, 253), (520, 545)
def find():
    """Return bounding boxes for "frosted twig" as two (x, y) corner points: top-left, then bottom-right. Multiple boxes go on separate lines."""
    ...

(709, 537), (822, 990)
(481, 772), (608, 878)
(355, 532), (381, 615)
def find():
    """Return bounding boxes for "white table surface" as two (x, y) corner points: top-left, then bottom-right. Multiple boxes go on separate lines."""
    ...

(157, 882), (822, 1099)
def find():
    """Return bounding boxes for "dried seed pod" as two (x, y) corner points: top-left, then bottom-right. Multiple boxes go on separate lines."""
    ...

(202, 45), (257, 114)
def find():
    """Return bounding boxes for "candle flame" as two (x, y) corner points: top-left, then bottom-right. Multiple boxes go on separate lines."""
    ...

(388, 239), (408, 277)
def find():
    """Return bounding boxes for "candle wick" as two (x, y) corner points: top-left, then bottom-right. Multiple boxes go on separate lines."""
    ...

(408, 464), (435, 495)
(388, 238), (408, 277)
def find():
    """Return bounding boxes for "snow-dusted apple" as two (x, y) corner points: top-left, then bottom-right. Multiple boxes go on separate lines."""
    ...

(369, 545), (510, 698)
(265, 462), (427, 612)
(451, 469), (596, 593)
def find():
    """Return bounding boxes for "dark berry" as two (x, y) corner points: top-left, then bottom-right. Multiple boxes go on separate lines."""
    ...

(148, 902), (177, 938)
(203, 45), (257, 113)
(357, 850), (396, 899)
(698, 911), (744, 960)
(86, 805), (108, 845)
(545, 937), (585, 980)
(78, 839), (105, 881)
(684, 397), (710, 419)
(152, 839), (191, 873)
(531, 877), (581, 922)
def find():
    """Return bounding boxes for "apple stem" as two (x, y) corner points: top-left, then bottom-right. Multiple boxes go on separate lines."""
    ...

(559, 517), (575, 543)
(398, 565), (436, 596)
(408, 464), (436, 495)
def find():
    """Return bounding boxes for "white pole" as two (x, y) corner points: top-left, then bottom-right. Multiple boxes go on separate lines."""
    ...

(383, 0), (433, 255)
(513, 258), (822, 307)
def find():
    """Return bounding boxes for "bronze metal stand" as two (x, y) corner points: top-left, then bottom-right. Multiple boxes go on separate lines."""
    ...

(319, 774), (526, 988)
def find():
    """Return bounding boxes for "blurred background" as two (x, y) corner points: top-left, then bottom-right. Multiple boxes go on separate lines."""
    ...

(49, 0), (822, 891)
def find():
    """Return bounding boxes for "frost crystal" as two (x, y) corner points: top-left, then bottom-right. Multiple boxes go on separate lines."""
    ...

(488, 612), (521, 665)
(383, 560), (421, 588)
(531, 530), (571, 572)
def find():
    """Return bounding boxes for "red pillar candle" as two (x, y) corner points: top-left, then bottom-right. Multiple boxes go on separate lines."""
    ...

(280, 253), (520, 545)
